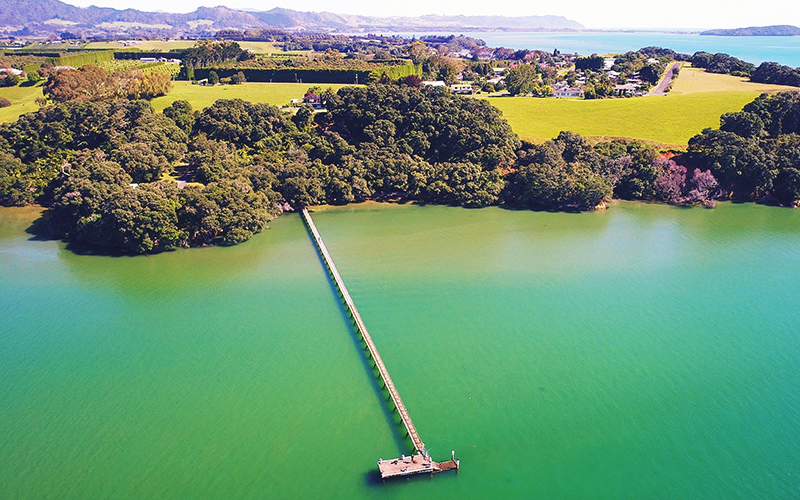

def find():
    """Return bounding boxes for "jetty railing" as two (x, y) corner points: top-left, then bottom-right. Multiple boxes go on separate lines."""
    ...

(301, 208), (425, 453)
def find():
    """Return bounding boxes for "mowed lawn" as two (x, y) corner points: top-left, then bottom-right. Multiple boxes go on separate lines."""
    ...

(670, 65), (795, 94)
(486, 67), (798, 146)
(0, 83), (44, 123)
(0, 82), (354, 123)
(150, 82), (355, 112)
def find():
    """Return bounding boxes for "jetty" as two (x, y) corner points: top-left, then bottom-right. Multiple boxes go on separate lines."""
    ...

(301, 208), (458, 479)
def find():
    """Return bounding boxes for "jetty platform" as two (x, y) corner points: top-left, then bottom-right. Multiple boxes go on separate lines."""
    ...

(302, 207), (459, 480)
(377, 452), (460, 479)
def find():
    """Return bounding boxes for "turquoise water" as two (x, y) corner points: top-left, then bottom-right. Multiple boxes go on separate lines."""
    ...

(382, 31), (800, 67)
(2, 202), (800, 499)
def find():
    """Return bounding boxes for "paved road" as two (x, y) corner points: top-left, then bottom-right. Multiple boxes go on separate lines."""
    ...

(651, 62), (681, 95)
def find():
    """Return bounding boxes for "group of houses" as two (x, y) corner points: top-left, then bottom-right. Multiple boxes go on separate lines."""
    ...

(420, 80), (477, 94)
(547, 56), (651, 98)
(418, 67), (507, 95)
(605, 56), (650, 96)
(139, 57), (182, 64)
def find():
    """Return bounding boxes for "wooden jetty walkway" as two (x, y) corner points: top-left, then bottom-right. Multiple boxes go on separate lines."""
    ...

(301, 208), (458, 479)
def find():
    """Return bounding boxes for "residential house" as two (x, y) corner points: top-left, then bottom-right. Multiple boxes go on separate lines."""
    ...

(450, 83), (474, 94)
(553, 87), (583, 98)
(613, 84), (638, 96)
(303, 92), (323, 108)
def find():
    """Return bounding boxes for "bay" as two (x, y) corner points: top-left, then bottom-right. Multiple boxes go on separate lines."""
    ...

(377, 31), (800, 67)
(1, 201), (800, 499)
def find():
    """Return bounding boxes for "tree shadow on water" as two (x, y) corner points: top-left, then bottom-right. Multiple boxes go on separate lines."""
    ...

(24, 211), (53, 242)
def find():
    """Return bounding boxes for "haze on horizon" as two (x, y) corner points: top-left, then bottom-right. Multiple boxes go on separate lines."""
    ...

(61, 0), (799, 31)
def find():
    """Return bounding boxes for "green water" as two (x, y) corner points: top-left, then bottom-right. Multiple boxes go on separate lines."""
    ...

(1, 202), (799, 499)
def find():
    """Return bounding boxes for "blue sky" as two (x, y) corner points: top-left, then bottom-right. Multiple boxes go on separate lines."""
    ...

(63, 0), (800, 30)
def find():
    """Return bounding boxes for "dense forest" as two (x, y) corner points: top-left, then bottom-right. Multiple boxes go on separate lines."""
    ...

(1, 82), (798, 254)
(686, 91), (800, 206)
(688, 52), (756, 77)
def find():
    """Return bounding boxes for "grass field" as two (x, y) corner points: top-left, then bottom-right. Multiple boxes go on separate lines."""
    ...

(150, 82), (355, 112)
(670, 65), (795, 94)
(0, 83), (44, 123)
(0, 82), (354, 123)
(486, 66), (798, 146)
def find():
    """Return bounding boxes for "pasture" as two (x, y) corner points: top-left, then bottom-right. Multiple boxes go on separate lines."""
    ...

(150, 81), (354, 112)
(486, 67), (797, 146)
(0, 83), (44, 123)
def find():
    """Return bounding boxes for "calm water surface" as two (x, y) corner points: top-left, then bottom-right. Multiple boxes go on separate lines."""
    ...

(1, 202), (799, 499)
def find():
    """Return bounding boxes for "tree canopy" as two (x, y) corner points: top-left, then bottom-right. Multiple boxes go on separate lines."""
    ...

(688, 91), (800, 206)
(5, 81), (786, 255)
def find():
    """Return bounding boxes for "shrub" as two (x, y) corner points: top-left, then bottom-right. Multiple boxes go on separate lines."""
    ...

(0, 97), (11, 108)
(230, 71), (246, 84)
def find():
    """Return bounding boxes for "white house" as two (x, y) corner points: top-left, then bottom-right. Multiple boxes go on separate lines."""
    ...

(450, 83), (474, 94)
(613, 84), (638, 96)
(553, 87), (583, 98)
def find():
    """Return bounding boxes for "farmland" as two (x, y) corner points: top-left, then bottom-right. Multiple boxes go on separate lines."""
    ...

(0, 83), (44, 123)
(150, 81), (354, 112)
(485, 66), (797, 146)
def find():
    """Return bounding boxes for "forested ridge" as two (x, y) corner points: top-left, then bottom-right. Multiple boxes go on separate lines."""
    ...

(1, 83), (798, 254)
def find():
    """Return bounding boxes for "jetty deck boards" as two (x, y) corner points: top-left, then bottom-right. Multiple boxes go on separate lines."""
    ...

(302, 207), (458, 480)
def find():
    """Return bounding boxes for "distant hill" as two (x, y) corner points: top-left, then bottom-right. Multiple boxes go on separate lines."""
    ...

(0, 0), (584, 34)
(700, 25), (800, 36)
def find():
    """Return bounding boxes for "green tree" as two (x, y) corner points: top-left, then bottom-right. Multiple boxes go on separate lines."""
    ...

(162, 100), (195, 135)
(575, 55), (604, 71)
(47, 153), (131, 240)
(291, 104), (315, 131)
(504, 64), (539, 96)
(111, 142), (171, 183)
(406, 41), (428, 65)
(638, 64), (662, 85)
(84, 183), (185, 253)
(230, 71), (246, 85)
